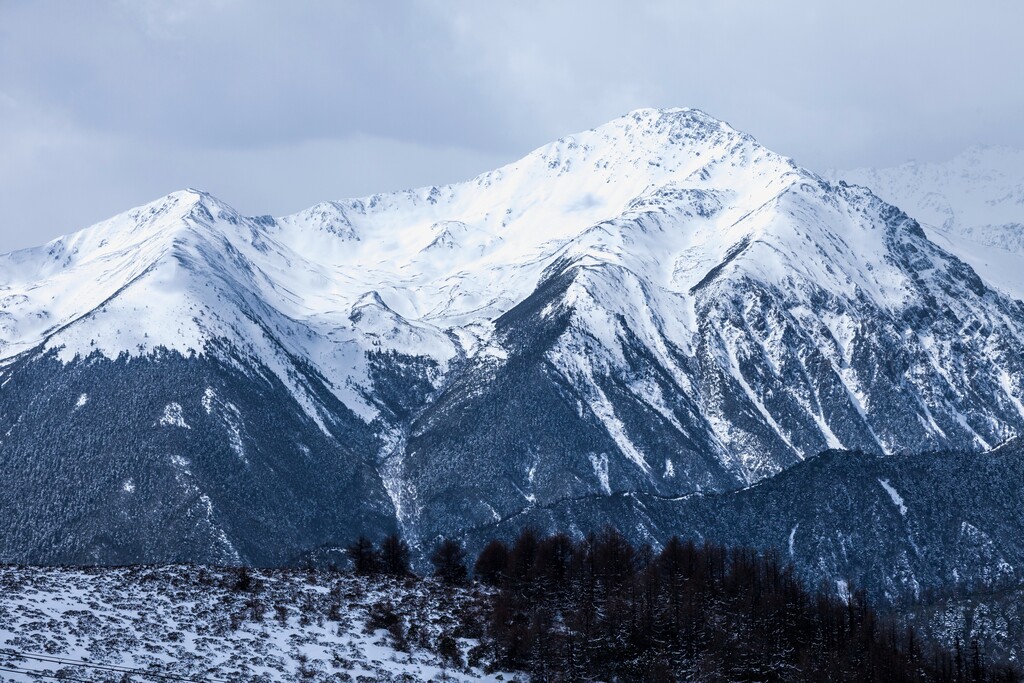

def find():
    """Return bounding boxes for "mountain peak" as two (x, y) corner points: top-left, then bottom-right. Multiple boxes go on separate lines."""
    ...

(477, 106), (795, 212)
(622, 106), (731, 128)
(598, 107), (751, 148)
(164, 188), (243, 226)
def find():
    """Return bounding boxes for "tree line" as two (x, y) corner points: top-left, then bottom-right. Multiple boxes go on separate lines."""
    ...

(341, 528), (1020, 682)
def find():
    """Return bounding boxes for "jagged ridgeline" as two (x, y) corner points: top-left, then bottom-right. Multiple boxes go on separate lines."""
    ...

(2, 108), (1024, 574)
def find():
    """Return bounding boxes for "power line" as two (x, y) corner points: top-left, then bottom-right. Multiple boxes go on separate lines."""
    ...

(0, 650), (234, 683)
(0, 655), (226, 679)
(0, 663), (99, 682)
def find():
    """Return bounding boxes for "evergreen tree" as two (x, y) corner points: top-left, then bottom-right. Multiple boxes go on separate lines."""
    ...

(346, 535), (380, 575)
(473, 539), (510, 585)
(379, 533), (411, 576)
(430, 538), (468, 584)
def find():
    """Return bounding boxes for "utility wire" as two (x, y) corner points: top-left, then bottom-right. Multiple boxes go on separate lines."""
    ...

(0, 662), (101, 682)
(0, 649), (235, 683)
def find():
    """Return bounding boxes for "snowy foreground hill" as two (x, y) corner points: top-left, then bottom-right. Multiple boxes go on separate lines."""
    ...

(0, 550), (1019, 681)
(3, 108), (1024, 567)
(0, 565), (513, 682)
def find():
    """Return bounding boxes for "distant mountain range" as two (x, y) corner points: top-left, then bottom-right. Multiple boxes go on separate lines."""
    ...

(1, 109), (1023, 597)
(832, 146), (1024, 299)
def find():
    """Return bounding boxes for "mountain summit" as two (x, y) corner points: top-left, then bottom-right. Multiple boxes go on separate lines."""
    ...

(3, 109), (1024, 564)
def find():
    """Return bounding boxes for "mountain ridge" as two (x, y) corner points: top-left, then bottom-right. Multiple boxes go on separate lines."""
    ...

(3, 108), (1024, 568)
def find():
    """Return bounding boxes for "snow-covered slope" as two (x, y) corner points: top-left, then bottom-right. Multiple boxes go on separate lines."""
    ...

(0, 566), (512, 682)
(0, 109), (803, 409)
(832, 146), (1024, 299)
(4, 108), (1024, 562)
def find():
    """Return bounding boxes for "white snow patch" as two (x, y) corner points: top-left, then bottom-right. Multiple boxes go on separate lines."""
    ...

(201, 388), (247, 463)
(198, 493), (239, 560)
(220, 401), (247, 464)
(584, 379), (650, 472)
(589, 452), (611, 495)
(201, 386), (216, 414)
(836, 579), (851, 604)
(788, 524), (799, 557)
(663, 459), (675, 478)
(952, 410), (992, 450)
(998, 370), (1024, 421)
(157, 402), (190, 429)
(720, 331), (799, 458)
(73, 393), (88, 409)
(878, 478), (908, 516)
(122, 479), (135, 493)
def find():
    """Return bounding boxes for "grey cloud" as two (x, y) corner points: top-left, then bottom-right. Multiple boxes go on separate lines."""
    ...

(1, 0), (1022, 252)
(0, 1), (515, 151)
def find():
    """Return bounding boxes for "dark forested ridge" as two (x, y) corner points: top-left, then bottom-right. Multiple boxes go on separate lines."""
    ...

(337, 530), (1023, 682)
(458, 445), (1024, 607)
(5, 346), (1024, 672)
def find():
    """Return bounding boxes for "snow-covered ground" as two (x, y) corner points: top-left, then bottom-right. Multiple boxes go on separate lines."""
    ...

(0, 566), (517, 682)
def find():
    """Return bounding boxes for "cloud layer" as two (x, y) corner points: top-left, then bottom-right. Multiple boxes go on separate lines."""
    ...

(2, 0), (1021, 251)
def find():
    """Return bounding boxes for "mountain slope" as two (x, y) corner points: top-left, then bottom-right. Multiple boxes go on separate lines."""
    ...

(3, 109), (1024, 563)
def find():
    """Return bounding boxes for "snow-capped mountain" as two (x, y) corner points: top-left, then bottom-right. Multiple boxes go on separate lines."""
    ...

(832, 146), (1024, 299)
(3, 108), (1024, 564)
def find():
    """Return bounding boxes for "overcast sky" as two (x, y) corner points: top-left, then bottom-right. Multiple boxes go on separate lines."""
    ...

(1, 0), (1022, 252)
